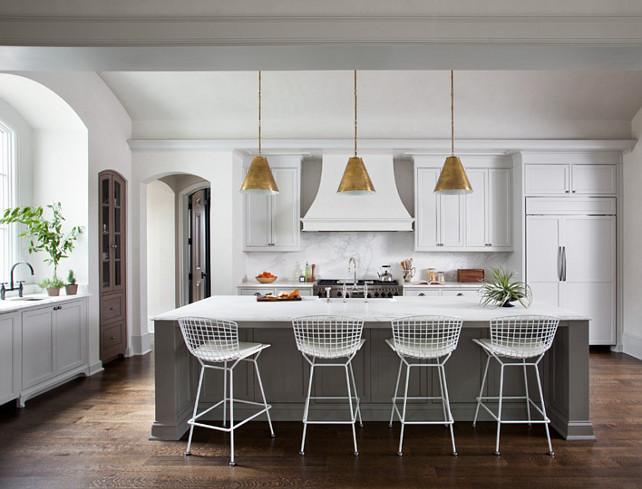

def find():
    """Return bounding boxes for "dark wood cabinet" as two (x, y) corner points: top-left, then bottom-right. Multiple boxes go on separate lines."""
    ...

(99, 171), (127, 363)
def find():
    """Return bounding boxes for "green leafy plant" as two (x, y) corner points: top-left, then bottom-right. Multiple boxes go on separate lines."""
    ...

(67, 269), (77, 285)
(0, 202), (82, 282)
(479, 266), (532, 308)
(38, 276), (65, 289)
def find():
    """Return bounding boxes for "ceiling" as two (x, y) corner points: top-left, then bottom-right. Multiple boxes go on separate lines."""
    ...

(99, 70), (642, 140)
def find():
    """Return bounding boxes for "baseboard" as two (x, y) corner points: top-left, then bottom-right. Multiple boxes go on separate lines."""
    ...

(129, 332), (152, 356)
(622, 332), (642, 360)
(88, 361), (104, 376)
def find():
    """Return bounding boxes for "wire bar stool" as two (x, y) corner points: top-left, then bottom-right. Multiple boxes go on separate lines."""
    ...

(178, 317), (274, 466)
(292, 315), (365, 456)
(472, 315), (559, 456)
(387, 315), (463, 456)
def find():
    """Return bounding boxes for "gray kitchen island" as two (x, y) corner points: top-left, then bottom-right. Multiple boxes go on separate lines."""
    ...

(151, 295), (594, 441)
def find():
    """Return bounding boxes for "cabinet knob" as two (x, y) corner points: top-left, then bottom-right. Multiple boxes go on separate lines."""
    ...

(457, 293), (464, 297)
(110, 336), (117, 340)
(109, 307), (116, 311)
(565, 190), (570, 194)
(572, 190), (576, 193)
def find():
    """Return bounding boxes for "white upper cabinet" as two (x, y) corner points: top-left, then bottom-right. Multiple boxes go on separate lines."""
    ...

(243, 157), (301, 252)
(525, 163), (616, 196)
(415, 159), (512, 252)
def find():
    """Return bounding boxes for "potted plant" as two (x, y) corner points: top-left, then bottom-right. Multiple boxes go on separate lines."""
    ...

(38, 276), (66, 296)
(0, 202), (82, 296)
(66, 269), (78, 295)
(479, 266), (532, 308)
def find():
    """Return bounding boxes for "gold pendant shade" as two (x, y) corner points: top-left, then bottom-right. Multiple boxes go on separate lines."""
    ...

(434, 70), (473, 195)
(240, 71), (280, 195)
(337, 70), (375, 195)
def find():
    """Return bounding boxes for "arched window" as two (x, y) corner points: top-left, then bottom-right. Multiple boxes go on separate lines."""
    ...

(0, 120), (15, 284)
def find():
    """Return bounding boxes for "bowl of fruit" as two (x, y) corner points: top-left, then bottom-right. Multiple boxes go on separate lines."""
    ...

(256, 272), (277, 284)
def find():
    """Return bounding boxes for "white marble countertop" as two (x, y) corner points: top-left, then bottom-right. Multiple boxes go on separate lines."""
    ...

(402, 282), (482, 288)
(154, 295), (589, 324)
(237, 281), (314, 288)
(0, 293), (90, 314)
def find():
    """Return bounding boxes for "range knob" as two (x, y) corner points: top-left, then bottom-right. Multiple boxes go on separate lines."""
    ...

(317, 292), (324, 298)
(337, 291), (342, 297)
(367, 293), (372, 298)
(345, 293), (350, 299)
(387, 292), (393, 298)
(394, 291), (400, 296)
(374, 292), (380, 298)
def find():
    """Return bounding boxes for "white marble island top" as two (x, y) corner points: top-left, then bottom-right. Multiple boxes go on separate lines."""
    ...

(154, 295), (589, 325)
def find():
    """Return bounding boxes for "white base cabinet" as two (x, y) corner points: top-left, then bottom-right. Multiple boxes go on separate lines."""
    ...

(0, 297), (89, 407)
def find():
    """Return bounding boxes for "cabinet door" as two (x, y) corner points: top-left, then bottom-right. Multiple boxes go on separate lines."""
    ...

(415, 168), (439, 249)
(561, 216), (616, 345)
(465, 170), (487, 247)
(272, 168), (299, 249)
(22, 307), (55, 389)
(488, 168), (512, 248)
(244, 191), (271, 248)
(572, 165), (617, 195)
(0, 313), (19, 404)
(439, 193), (465, 247)
(526, 216), (561, 306)
(524, 164), (569, 195)
(55, 300), (85, 374)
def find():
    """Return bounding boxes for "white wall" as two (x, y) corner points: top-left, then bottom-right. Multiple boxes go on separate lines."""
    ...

(622, 107), (642, 360)
(146, 180), (176, 333)
(7, 72), (133, 369)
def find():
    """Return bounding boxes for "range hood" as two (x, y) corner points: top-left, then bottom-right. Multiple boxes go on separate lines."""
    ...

(302, 154), (414, 231)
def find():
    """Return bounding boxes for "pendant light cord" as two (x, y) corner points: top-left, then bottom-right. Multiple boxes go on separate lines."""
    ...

(354, 70), (358, 157)
(450, 70), (455, 157)
(258, 70), (262, 156)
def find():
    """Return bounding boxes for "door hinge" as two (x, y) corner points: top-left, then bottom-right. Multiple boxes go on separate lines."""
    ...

(188, 273), (192, 281)
(187, 237), (192, 245)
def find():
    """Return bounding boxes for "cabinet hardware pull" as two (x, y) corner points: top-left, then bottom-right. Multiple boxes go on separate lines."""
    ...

(109, 307), (116, 310)
(418, 293), (425, 296)
(565, 190), (570, 194)
(110, 336), (117, 340)
(572, 190), (576, 193)
(457, 293), (464, 296)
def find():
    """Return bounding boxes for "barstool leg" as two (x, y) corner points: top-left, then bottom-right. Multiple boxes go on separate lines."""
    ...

(436, 362), (449, 429)
(389, 358), (403, 427)
(222, 361), (228, 427)
(473, 354), (491, 427)
(186, 364), (206, 456)
(523, 362), (532, 425)
(300, 361), (315, 455)
(439, 364), (457, 456)
(344, 364), (359, 456)
(348, 362), (363, 428)
(534, 361), (554, 456)
(397, 362), (411, 456)
(229, 367), (236, 466)
(494, 362), (505, 456)
(252, 358), (275, 438)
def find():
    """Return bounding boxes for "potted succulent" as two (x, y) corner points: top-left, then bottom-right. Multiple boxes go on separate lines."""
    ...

(0, 202), (82, 296)
(38, 276), (66, 296)
(66, 270), (78, 295)
(479, 266), (532, 308)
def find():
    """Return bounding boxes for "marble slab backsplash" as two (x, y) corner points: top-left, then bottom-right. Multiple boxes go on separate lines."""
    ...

(243, 232), (512, 283)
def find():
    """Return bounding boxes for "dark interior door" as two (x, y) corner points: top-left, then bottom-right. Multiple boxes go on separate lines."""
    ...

(188, 188), (210, 302)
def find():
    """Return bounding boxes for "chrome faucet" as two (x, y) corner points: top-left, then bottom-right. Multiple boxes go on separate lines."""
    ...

(1, 261), (34, 300)
(348, 257), (357, 286)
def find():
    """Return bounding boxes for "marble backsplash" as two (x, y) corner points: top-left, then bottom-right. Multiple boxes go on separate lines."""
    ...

(243, 232), (513, 283)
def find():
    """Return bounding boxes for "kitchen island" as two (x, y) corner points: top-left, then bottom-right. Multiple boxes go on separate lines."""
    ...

(152, 295), (594, 441)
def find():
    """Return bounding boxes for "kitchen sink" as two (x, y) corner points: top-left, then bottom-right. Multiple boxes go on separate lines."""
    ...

(5, 296), (48, 302)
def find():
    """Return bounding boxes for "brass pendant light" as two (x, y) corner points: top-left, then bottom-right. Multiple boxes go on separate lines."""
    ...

(337, 70), (375, 195)
(434, 71), (473, 195)
(240, 71), (279, 195)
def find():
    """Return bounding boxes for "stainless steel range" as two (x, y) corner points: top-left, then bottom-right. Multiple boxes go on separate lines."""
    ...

(313, 279), (403, 299)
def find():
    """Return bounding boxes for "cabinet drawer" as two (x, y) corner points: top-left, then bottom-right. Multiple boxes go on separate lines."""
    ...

(442, 289), (480, 299)
(102, 322), (123, 351)
(404, 289), (441, 297)
(101, 295), (123, 322)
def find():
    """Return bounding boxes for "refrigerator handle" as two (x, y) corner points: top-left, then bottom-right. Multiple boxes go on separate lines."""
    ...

(562, 246), (567, 282)
(557, 246), (563, 281)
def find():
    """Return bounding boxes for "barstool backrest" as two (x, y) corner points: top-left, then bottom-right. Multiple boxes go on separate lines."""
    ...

(391, 315), (463, 359)
(178, 317), (240, 362)
(292, 315), (364, 359)
(489, 315), (560, 358)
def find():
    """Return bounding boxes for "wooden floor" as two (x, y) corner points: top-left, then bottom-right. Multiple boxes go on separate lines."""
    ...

(1, 349), (641, 489)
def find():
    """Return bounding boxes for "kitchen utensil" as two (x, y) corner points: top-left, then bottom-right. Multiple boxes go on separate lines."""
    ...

(378, 265), (394, 282)
(402, 267), (415, 282)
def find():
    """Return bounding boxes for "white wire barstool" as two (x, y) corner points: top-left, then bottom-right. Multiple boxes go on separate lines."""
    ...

(177, 317), (275, 466)
(292, 315), (365, 456)
(472, 315), (559, 456)
(387, 315), (463, 456)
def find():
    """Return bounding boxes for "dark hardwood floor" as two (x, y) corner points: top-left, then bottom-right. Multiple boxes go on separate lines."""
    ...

(1, 348), (641, 488)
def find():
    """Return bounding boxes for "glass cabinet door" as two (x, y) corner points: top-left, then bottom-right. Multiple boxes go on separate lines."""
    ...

(99, 171), (126, 294)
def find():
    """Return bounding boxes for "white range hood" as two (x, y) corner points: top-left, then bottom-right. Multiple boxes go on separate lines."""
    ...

(301, 154), (414, 232)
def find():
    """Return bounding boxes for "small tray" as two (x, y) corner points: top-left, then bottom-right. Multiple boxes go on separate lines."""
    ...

(257, 295), (302, 302)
